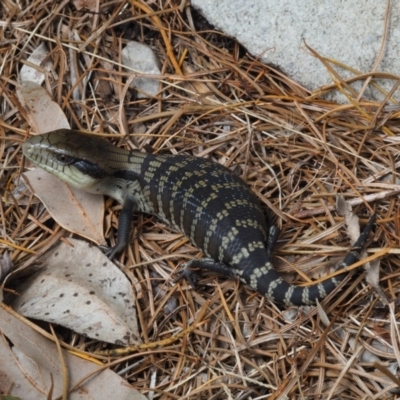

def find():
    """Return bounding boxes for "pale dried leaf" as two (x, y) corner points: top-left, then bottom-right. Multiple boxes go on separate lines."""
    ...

(16, 81), (70, 133)
(316, 300), (330, 326)
(336, 195), (360, 243)
(72, 0), (98, 11)
(121, 41), (161, 98)
(359, 344), (382, 363)
(366, 258), (388, 304)
(0, 252), (13, 283)
(369, 339), (394, 355)
(11, 238), (140, 345)
(19, 43), (52, 85)
(365, 258), (381, 288)
(282, 308), (301, 322)
(23, 169), (105, 245)
(0, 304), (146, 400)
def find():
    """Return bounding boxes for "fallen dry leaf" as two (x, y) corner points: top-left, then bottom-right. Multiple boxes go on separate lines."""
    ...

(366, 258), (387, 304)
(10, 238), (140, 345)
(121, 41), (162, 98)
(0, 252), (13, 284)
(19, 43), (52, 85)
(16, 81), (70, 133)
(336, 195), (361, 243)
(0, 304), (146, 400)
(23, 168), (105, 245)
(72, 0), (98, 11)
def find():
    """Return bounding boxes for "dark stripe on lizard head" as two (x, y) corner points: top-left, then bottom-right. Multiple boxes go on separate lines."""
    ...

(112, 169), (141, 181)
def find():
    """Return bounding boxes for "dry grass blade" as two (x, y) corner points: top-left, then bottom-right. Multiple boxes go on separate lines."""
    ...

(1, 1), (398, 398)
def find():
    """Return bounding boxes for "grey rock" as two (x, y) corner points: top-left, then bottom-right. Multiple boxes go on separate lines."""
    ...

(121, 41), (162, 98)
(192, 0), (400, 103)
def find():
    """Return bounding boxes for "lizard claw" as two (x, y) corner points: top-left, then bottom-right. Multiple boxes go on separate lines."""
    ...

(174, 263), (200, 289)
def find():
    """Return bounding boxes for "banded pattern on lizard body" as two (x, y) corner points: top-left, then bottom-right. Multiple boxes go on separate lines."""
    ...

(22, 129), (375, 306)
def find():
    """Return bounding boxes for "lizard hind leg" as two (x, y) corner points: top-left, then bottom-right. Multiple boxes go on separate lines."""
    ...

(175, 258), (236, 289)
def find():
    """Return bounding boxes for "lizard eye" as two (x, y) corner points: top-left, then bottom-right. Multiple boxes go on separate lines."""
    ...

(55, 154), (75, 165)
